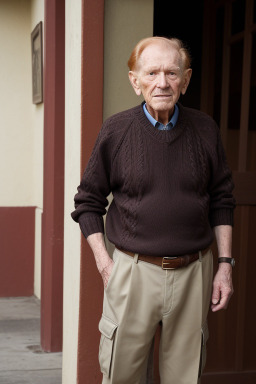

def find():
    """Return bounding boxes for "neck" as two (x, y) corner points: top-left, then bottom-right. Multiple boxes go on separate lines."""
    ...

(146, 105), (174, 125)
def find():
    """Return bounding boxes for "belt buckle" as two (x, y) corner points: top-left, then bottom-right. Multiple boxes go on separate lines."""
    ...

(162, 256), (178, 270)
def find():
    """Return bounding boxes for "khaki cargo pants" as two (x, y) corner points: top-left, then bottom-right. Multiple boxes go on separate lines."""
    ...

(98, 248), (213, 384)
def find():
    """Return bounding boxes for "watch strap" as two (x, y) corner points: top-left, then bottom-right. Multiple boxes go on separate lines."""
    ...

(218, 257), (235, 267)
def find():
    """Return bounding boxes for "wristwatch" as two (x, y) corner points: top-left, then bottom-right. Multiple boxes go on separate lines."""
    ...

(218, 257), (235, 267)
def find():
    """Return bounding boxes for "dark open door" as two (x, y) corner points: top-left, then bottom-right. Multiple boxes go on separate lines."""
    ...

(153, 0), (256, 382)
(201, 0), (256, 382)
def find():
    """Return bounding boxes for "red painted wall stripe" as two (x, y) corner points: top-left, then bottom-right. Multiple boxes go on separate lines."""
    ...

(0, 207), (35, 297)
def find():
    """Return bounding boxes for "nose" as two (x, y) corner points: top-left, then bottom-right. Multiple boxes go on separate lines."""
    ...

(157, 73), (168, 89)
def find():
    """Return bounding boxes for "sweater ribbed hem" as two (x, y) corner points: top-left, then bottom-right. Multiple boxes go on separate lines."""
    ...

(78, 214), (104, 238)
(209, 208), (234, 227)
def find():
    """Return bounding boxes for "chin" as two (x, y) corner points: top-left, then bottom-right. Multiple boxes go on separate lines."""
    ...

(152, 102), (174, 112)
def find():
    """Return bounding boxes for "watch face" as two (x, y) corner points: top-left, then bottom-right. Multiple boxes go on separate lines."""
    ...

(231, 258), (235, 267)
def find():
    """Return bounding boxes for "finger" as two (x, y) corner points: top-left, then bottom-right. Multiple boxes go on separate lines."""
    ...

(211, 292), (232, 312)
(102, 261), (114, 288)
(211, 284), (220, 306)
(103, 275), (108, 289)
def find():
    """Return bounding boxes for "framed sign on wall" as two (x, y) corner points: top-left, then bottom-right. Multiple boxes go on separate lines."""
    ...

(31, 22), (43, 104)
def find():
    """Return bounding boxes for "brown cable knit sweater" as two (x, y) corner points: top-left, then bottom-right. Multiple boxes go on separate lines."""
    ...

(71, 102), (235, 256)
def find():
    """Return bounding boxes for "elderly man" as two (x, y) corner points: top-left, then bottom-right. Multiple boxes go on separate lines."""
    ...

(72, 36), (235, 384)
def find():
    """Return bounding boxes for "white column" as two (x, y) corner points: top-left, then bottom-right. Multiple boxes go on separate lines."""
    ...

(62, 0), (82, 383)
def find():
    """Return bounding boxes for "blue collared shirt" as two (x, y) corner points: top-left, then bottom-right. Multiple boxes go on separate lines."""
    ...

(143, 103), (179, 130)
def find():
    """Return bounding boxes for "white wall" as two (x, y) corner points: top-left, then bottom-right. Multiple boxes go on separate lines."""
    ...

(103, 0), (153, 120)
(0, 0), (44, 299)
(62, 0), (82, 382)
(0, 0), (33, 206)
(62, 1), (153, 383)
(31, 0), (44, 299)
(31, 0), (44, 209)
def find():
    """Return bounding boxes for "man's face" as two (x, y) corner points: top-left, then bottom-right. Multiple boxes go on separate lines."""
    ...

(129, 42), (192, 124)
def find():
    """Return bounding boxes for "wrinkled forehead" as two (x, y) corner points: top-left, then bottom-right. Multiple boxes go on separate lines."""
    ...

(137, 41), (183, 71)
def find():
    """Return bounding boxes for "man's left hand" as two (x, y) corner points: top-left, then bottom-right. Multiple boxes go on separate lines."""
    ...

(211, 264), (234, 312)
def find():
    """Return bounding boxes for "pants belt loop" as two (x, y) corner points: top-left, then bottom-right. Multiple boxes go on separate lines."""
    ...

(134, 253), (139, 264)
(199, 250), (203, 262)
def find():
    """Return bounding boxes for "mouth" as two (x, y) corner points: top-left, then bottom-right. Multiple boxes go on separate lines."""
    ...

(153, 95), (172, 98)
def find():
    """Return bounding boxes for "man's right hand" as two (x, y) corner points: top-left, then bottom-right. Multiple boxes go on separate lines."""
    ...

(87, 232), (114, 289)
(100, 259), (115, 289)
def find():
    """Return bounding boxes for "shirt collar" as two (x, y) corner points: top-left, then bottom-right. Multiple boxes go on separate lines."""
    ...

(143, 103), (179, 130)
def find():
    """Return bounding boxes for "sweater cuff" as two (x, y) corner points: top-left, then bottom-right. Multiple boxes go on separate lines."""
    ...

(78, 213), (104, 238)
(209, 208), (234, 227)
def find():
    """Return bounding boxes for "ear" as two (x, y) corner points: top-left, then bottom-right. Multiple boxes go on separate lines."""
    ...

(181, 68), (192, 95)
(128, 71), (142, 96)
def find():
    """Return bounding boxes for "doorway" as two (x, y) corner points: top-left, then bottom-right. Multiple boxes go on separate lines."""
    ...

(153, 0), (256, 382)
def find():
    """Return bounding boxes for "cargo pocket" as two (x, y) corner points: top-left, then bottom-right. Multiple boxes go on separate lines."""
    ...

(198, 322), (209, 378)
(98, 315), (118, 378)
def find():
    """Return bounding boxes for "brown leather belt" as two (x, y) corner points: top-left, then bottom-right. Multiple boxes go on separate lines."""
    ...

(116, 246), (210, 270)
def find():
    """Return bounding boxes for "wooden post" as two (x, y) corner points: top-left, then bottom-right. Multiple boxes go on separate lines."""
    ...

(41, 0), (65, 352)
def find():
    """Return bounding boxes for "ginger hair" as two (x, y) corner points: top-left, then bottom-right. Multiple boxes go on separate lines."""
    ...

(128, 36), (191, 72)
